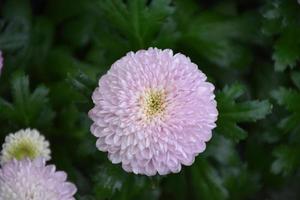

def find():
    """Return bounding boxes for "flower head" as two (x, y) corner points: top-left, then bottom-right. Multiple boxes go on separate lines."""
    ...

(0, 128), (51, 165)
(89, 48), (218, 176)
(0, 158), (77, 200)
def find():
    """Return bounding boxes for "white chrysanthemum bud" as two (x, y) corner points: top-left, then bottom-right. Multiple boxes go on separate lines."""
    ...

(0, 128), (51, 165)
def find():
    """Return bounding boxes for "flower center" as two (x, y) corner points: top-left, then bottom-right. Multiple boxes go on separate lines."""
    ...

(9, 141), (38, 160)
(143, 90), (166, 119)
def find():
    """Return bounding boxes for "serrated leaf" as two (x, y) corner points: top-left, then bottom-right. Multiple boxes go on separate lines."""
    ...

(217, 121), (248, 142)
(96, 0), (175, 49)
(0, 0), (31, 50)
(273, 28), (300, 71)
(0, 19), (30, 50)
(181, 12), (257, 68)
(221, 84), (245, 99)
(216, 84), (272, 142)
(270, 85), (300, 175)
(262, 0), (300, 71)
(0, 74), (54, 129)
(208, 137), (261, 199)
(271, 87), (300, 111)
(271, 145), (300, 176)
(271, 87), (300, 132)
(190, 158), (228, 200)
(93, 163), (158, 200)
(93, 164), (125, 198)
(262, 0), (300, 34)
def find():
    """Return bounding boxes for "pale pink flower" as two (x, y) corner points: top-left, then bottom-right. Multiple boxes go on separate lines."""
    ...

(89, 48), (218, 176)
(0, 158), (77, 200)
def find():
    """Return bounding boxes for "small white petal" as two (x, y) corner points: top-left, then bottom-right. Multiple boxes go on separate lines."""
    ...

(0, 128), (51, 165)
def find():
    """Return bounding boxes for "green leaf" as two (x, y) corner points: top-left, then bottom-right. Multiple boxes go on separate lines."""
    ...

(0, 0), (31, 50)
(96, 0), (175, 49)
(189, 158), (228, 200)
(0, 19), (30, 50)
(181, 12), (258, 68)
(271, 87), (300, 132)
(93, 163), (159, 200)
(216, 84), (272, 142)
(271, 145), (300, 175)
(272, 87), (300, 111)
(208, 136), (261, 199)
(262, 0), (300, 71)
(206, 135), (240, 166)
(273, 28), (300, 71)
(0, 74), (55, 129)
(262, 0), (300, 35)
(271, 84), (300, 176)
(93, 164), (125, 199)
(223, 165), (260, 200)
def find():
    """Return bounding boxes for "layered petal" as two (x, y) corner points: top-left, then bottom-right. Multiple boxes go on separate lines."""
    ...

(89, 48), (218, 176)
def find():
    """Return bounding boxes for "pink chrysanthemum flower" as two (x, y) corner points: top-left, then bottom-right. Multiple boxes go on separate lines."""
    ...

(89, 48), (218, 176)
(0, 158), (77, 200)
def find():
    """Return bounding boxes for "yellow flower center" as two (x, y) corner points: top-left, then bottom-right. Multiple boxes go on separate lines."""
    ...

(142, 90), (166, 119)
(9, 141), (38, 160)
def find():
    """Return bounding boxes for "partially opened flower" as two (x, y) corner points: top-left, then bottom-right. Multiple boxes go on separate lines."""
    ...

(0, 128), (51, 165)
(89, 48), (218, 176)
(0, 158), (77, 200)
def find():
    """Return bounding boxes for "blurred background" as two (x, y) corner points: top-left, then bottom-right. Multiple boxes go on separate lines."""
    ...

(0, 0), (300, 199)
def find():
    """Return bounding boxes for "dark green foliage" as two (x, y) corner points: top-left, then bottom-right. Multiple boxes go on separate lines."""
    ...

(271, 145), (300, 176)
(180, 12), (258, 69)
(262, 0), (300, 71)
(216, 84), (272, 142)
(272, 87), (300, 132)
(270, 73), (300, 176)
(1, 0), (300, 199)
(0, 74), (54, 130)
(97, 0), (175, 49)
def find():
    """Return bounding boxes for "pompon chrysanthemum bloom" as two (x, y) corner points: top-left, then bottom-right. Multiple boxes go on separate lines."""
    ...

(0, 128), (51, 165)
(89, 48), (218, 176)
(0, 158), (77, 200)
